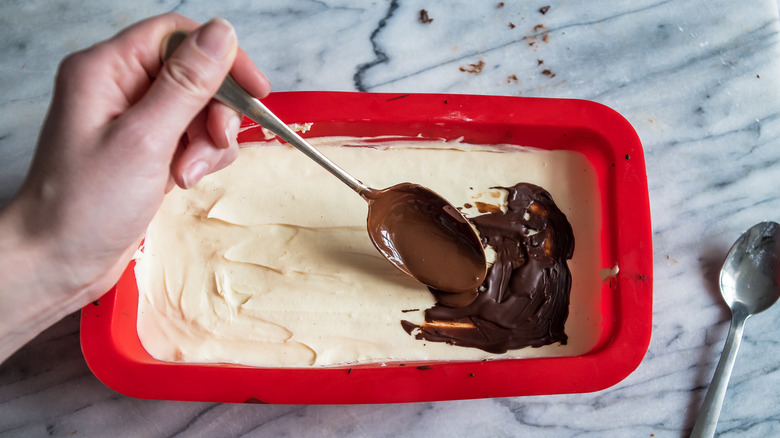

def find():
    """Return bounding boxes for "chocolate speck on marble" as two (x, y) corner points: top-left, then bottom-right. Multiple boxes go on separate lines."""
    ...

(419, 9), (433, 24)
(539, 5), (551, 14)
(459, 60), (485, 74)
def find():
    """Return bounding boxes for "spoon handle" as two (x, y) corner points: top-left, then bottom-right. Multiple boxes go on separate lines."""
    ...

(163, 31), (369, 196)
(216, 76), (369, 195)
(690, 308), (748, 438)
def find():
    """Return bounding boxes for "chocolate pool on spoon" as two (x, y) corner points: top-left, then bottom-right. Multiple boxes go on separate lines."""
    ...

(163, 32), (487, 295)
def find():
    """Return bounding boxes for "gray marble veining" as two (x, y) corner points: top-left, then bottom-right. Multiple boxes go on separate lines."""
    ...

(2, 0), (780, 437)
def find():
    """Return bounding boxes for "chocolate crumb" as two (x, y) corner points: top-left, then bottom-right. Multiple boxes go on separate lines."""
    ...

(625, 154), (631, 159)
(757, 74), (761, 78)
(537, 59), (544, 65)
(459, 60), (485, 74)
(497, 2), (505, 7)
(417, 365), (433, 370)
(509, 22), (515, 29)
(533, 24), (546, 32)
(542, 69), (556, 78)
(542, 33), (549, 43)
(444, 100), (449, 104)
(348, 368), (353, 374)
(507, 74), (518, 83)
(539, 5), (550, 14)
(419, 9), (434, 24)
(463, 202), (473, 209)
(469, 372), (475, 377)
(93, 300), (100, 306)
(401, 308), (420, 313)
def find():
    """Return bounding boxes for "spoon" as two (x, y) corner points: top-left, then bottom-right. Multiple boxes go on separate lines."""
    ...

(163, 32), (487, 295)
(690, 221), (780, 437)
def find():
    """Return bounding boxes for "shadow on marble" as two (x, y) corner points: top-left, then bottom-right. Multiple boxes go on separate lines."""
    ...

(680, 236), (737, 434)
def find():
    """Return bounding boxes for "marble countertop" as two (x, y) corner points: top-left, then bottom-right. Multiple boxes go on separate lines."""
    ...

(2, 0), (780, 436)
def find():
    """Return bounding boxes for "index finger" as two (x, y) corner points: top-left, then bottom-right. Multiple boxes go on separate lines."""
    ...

(102, 13), (270, 104)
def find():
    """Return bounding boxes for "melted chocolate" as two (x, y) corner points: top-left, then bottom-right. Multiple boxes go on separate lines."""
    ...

(401, 183), (575, 354)
(365, 183), (487, 294)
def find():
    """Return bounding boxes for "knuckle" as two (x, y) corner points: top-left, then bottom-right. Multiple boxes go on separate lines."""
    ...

(56, 43), (113, 91)
(225, 143), (239, 162)
(161, 57), (215, 98)
(110, 117), (170, 157)
(214, 146), (239, 172)
(57, 52), (82, 76)
(56, 49), (95, 85)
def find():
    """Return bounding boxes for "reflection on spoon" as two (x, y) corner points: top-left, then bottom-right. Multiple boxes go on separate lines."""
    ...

(364, 183), (487, 295)
(163, 32), (488, 295)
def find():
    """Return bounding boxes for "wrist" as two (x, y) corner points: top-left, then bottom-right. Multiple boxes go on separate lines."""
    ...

(0, 198), (81, 362)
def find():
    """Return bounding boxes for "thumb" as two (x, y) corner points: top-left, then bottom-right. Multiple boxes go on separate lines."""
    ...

(127, 18), (237, 146)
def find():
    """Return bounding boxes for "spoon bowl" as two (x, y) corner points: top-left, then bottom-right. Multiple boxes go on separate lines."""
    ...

(364, 183), (487, 294)
(719, 222), (780, 314)
(691, 221), (780, 437)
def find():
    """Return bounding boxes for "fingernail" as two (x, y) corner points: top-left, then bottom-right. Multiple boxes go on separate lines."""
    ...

(223, 114), (242, 149)
(183, 161), (209, 189)
(195, 18), (236, 60)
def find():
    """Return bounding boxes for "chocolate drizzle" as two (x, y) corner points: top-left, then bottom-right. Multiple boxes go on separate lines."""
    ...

(401, 183), (574, 354)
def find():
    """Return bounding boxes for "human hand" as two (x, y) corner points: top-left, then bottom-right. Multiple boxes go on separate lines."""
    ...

(0, 13), (270, 360)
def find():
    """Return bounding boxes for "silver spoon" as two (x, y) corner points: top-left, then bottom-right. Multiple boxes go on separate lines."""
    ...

(162, 32), (487, 295)
(690, 221), (780, 437)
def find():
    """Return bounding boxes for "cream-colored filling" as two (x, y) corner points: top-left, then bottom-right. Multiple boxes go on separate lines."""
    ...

(135, 137), (603, 367)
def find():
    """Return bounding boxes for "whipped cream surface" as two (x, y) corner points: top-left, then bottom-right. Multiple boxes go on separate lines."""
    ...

(135, 137), (603, 367)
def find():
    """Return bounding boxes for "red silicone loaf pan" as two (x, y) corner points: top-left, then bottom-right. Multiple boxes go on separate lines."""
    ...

(80, 92), (652, 404)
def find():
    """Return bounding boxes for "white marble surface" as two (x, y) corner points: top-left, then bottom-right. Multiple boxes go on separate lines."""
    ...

(2, 0), (780, 436)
